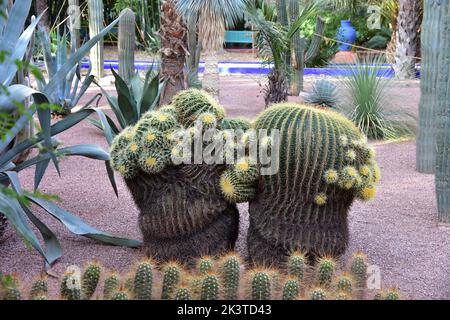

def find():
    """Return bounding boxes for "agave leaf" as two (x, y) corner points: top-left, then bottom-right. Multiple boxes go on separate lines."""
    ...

(0, 84), (40, 112)
(43, 15), (122, 96)
(5, 171), (62, 265)
(111, 68), (137, 125)
(140, 73), (160, 114)
(0, 192), (50, 264)
(28, 196), (142, 248)
(0, 109), (96, 165)
(72, 75), (96, 107)
(89, 108), (116, 146)
(95, 82), (127, 129)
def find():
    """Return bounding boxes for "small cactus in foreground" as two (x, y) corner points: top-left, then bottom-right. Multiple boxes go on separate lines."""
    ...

(282, 278), (300, 300)
(316, 257), (336, 286)
(134, 259), (154, 300)
(174, 286), (192, 300)
(335, 274), (353, 295)
(385, 288), (400, 300)
(161, 262), (181, 299)
(201, 274), (220, 300)
(350, 252), (368, 289)
(81, 260), (102, 299)
(198, 256), (214, 275)
(30, 277), (48, 299)
(250, 270), (272, 300)
(61, 271), (81, 300)
(309, 288), (328, 300)
(111, 289), (130, 300)
(219, 253), (241, 300)
(288, 251), (306, 281)
(103, 272), (120, 300)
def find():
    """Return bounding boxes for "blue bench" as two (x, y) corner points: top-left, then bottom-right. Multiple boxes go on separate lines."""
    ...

(224, 30), (254, 45)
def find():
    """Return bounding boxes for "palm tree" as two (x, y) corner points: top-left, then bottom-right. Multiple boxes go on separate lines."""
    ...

(159, 0), (188, 104)
(245, 1), (317, 106)
(393, 0), (421, 79)
(176, 0), (247, 100)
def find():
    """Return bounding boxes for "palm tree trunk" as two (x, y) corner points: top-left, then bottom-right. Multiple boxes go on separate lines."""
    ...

(202, 53), (219, 100)
(394, 0), (421, 79)
(35, 0), (50, 31)
(435, 0), (450, 223)
(159, 0), (187, 105)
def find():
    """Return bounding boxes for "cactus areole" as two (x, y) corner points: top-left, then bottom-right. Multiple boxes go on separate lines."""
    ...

(247, 103), (380, 266)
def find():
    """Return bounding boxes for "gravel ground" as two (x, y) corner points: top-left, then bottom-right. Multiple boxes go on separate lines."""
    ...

(1, 76), (449, 300)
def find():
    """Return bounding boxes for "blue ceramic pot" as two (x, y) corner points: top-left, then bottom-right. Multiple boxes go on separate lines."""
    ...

(336, 20), (356, 52)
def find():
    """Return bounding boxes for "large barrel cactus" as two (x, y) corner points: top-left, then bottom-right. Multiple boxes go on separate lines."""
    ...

(109, 89), (251, 263)
(247, 103), (380, 266)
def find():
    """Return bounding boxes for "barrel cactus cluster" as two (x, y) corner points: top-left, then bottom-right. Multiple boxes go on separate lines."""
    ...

(0, 252), (400, 300)
(247, 103), (380, 266)
(109, 89), (252, 263)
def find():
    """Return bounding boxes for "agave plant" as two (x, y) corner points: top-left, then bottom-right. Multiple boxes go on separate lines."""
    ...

(304, 79), (339, 108)
(35, 26), (100, 116)
(92, 67), (163, 145)
(0, 4), (140, 265)
(334, 57), (416, 140)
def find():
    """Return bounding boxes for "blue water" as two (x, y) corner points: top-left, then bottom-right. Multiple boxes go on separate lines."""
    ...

(77, 59), (421, 78)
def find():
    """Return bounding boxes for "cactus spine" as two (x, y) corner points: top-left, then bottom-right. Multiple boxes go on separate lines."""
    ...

(88, 0), (104, 78)
(111, 289), (130, 300)
(248, 104), (380, 266)
(309, 288), (327, 300)
(134, 259), (153, 300)
(198, 256), (214, 275)
(350, 252), (368, 300)
(161, 262), (181, 299)
(103, 272), (120, 300)
(118, 8), (136, 84)
(61, 271), (81, 300)
(201, 274), (220, 300)
(434, 0), (450, 222)
(250, 271), (272, 300)
(219, 253), (241, 300)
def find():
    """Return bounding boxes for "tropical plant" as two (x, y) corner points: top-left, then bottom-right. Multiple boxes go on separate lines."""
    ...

(0, 4), (140, 264)
(245, 1), (320, 106)
(176, 0), (247, 100)
(159, 0), (187, 104)
(334, 57), (416, 140)
(247, 103), (380, 267)
(35, 27), (100, 116)
(367, 27), (392, 49)
(393, 0), (421, 80)
(304, 79), (339, 108)
(92, 66), (163, 145)
(0, 251), (402, 300)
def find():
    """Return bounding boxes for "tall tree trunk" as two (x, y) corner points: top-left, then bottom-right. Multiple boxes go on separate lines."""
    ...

(35, 0), (50, 31)
(159, 0), (187, 105)
(417, 0), (442, 173)
(394, 0), (421, 79)
(435, 0), (450, 223)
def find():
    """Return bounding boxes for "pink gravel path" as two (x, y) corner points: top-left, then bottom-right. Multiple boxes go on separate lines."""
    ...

(1, 76), (449, 299)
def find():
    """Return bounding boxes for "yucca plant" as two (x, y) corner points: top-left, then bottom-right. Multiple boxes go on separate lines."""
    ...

(92, 66), (163, 145)
(335, 57), (416, 140)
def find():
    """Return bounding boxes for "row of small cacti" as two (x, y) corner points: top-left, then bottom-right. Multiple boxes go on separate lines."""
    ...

(0, 252), (400, 300)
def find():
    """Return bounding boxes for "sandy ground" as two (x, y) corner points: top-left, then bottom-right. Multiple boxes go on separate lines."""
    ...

(1, 76), (449, 300)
